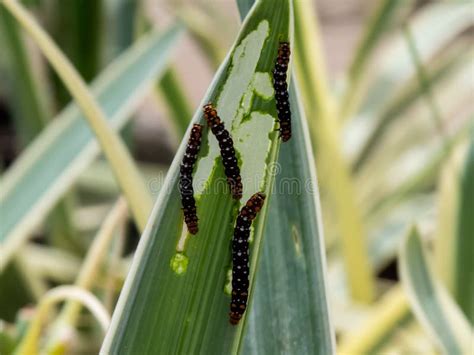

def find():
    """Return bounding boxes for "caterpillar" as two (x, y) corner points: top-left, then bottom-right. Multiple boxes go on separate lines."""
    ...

(203, 103), (243, 200)
(272, 41), (292, 142)
(179, 124), (203, 235)
(229, 192), (266, 325)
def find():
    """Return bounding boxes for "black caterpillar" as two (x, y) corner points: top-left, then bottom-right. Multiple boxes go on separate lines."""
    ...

(179, 124), (203, 235)
(272, 41), (292, 142)
(229, 192), (266, 325)
(203, 103), (243, 200)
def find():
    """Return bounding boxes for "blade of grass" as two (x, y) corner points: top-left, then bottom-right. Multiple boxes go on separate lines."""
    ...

(1, 0), (152, 231)
(293, 0), (375, 303)
(340, 0), (411, 122)
(353, 43), (471, 172)
(436, 134), (474, 324)
(0, 330), (15, 355)
(402, 24), (446, 140)
(134, 3), (194, 140)
(435, 143), (468, 293)
(359, 125), (472, 274)
(293, 0), (332, 121)
(0, 260), (38, 322)
(59, 199), (127, 323)
(349, 2), (471, 174)
(242, 79), (335, 354)
(0, 6), (50, 145)
(315, 112), (376, 303)
(20, 244), (81, 284)
(357, 2), (472, 119)
(355, 40), (474, 221)
(0, 3), (80, 290)
(108, 0), (137, 55)
(77, 160), (167, 198)
(399, 226), (472, 354)
(236, 0), (255, 17)
(101, 1), (293, 352)
(158, 69), (194, 138)
(102, 221), (127, 313)
(453, 134), (474, 324)
(0, 24), (182, 269)
(46, 199), (128, 353)
(177, 5), (227, 69)
(236, 4), (334, 351)
(338, 286), (410, 354)
(14, 286), (110, 355)
(47, 0), (103, 106)
(364, 94), (472, 219)
(49, 0), (103, 81)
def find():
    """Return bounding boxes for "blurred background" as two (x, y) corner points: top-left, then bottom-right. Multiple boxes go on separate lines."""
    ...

(0, 0), (415, 168)
(0, 0), (472, 354)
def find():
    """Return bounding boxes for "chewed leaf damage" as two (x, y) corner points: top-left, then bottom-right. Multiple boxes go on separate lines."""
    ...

(194, 21), (274, 199)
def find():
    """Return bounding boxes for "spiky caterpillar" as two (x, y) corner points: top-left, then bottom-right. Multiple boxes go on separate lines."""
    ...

(272, 41), (292, 142)
(179, 124), (203, 234)
(229, 192), (266, 325)
(202, 103), (243, 200)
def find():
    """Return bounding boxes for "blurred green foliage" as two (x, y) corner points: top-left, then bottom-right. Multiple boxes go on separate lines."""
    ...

(0, 0), (472, 354)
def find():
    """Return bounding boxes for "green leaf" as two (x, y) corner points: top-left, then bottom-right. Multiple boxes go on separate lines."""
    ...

(0, 25), (182, 269)
(0, 261), (37, 322)
(292, 0), (333, 126)
(177, 6), (227, 69)
(338, 286), (410, 354)
(454, 133), (474, 323)
(243, 81), (335, 354)
(0, 6), (50, 145)
(436, 132), (474, 324)
(0, 329), (15, 355)
(236, 0), (255, 17)
(348, 0), (405, 80)
(353, 37), (472, 172)
(101, 1), (293, 353)
(293, 0), (375, 302)
(3, 0), (153, 233)
(365, 114), (472, 219)
(47, 0), (104, 106)
(359, 1), (472, 117)
(235, 3), (334, 351)
(350, 120), (472, 275)
(0, 5), (78, 250)
(106, 0), (137, 55)
(158, 68), (193, 138)
(135, 4), (193, 139)
(399, 226), (472, 354)
(340, 0), (410, 121)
